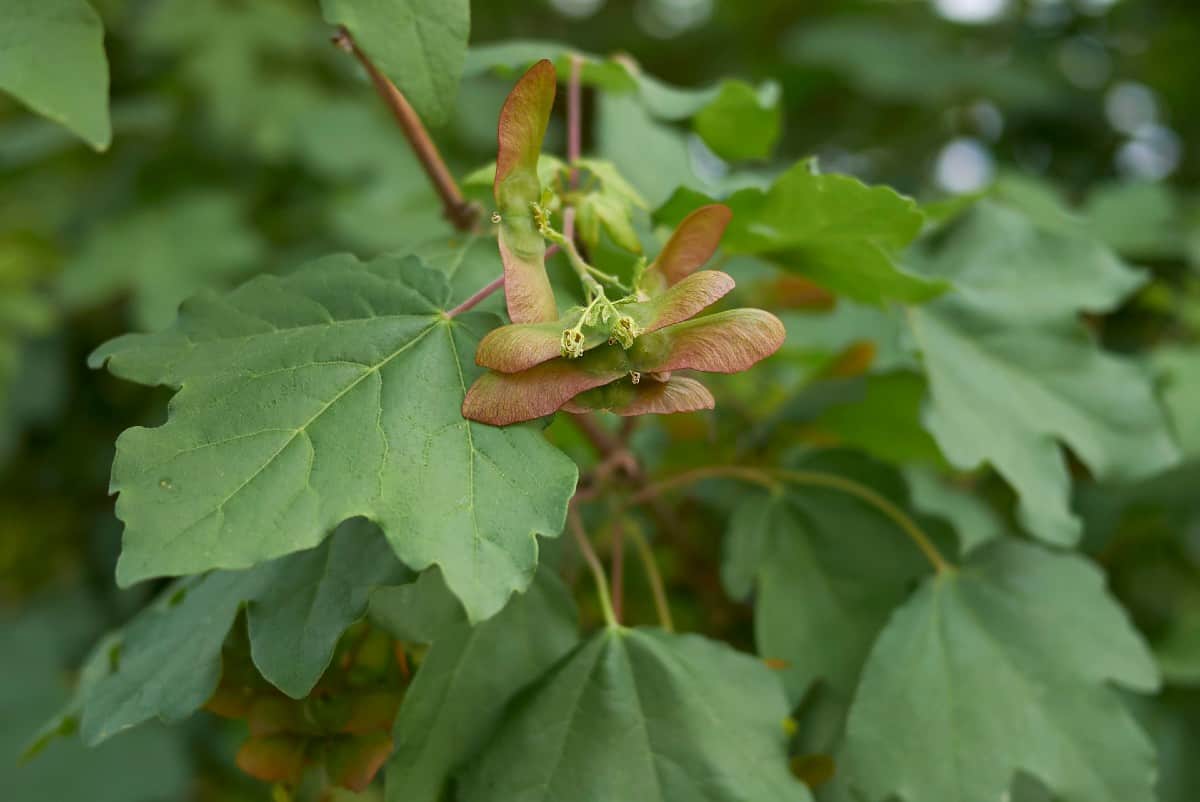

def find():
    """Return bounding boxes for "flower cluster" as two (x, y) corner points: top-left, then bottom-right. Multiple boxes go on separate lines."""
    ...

(462, 60), (784, 426)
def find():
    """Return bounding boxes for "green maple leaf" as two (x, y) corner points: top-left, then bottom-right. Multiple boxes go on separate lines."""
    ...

(693, 79), (782, 162)
(657, 161), (945, 305)
(458, 627), (812, 802)
(844, 539), (1159, 802)
(371, 568), (579, 802)
(723, 452), (933, 705)
(321, 0), (469, 127)
(34, 521), (408, 747)
(90, 252), (577, 623)
(60, 193), (264, 331)
(0, 0), (110, 149)
(907, 200), (1180, 545)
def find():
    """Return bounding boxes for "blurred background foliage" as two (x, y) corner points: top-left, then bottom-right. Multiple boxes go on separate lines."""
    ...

(2, 0), (1200, 799)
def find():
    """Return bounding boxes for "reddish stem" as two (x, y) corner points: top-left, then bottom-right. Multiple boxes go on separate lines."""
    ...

(446, 274), (505, 318)
(333, 28), (478, 232)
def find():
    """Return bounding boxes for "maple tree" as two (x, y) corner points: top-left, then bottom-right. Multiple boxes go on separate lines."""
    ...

(4, 2), (1200, 802)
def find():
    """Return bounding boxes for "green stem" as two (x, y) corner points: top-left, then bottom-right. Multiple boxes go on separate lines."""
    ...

(630, 465), (952, 575)
(569, 505), (618, 627)
(625, 517), (674, 632)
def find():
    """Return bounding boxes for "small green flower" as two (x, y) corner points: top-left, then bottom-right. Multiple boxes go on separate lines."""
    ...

(610, 314), (641, 349)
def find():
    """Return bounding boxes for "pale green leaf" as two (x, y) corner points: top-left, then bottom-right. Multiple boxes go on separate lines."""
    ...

(1154, 347), (1200, 458)
(908, 201), (1180, 545)
(373, 568), (579, 802)
(0, 0), (110, 149)
(460, 627), (812, 802)
(60, 193), (264, 331)
(657, 162), (944, 305)
(90, 253), (577, 622)
(1083, 180), (1189, 261)
(904, 466), (1005, 553)
(844, 539), (1159, 802)
(693, 80), (781, 162)
(73, 520), (407, 745)
(321, 0), (470, 127)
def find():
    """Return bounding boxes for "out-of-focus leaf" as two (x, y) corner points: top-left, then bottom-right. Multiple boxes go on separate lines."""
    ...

(0, 234), (58, 464)
(845, 539), (1159, 802)
(467, 41), (782, 159)
(90, 254), (577, 623)
(373, 568), (578, 802)
(907, 201), (1179, 546)
(1084, 181), (1189, 262)
(693, 80), (781, 162)
(904, 466), (1004, 553)
(3, 595), (190, 801)
(1155, 347), (1200, 458)
(809, 371), (944, 466)
(57, 521), (408, 746)
(785, 19), (1063, 111)
(320, 0), (470, 127)
(0, 0), (110, 149)
(657, 162), (943, 305)
(459, 627), (813, 802)
(598, 93), (706, 208)
(59, 193), (265, 331)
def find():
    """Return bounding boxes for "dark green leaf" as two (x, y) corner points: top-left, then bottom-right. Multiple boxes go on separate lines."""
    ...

(460, 627), (812, 802)
(373, 568), (579, 802)
(723, 452), (932, 704)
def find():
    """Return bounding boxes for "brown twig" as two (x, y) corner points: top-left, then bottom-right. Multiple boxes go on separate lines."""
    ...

(333, 27), (478, 232)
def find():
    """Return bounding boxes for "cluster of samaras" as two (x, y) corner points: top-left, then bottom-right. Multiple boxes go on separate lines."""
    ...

(462, 60), (784, 426)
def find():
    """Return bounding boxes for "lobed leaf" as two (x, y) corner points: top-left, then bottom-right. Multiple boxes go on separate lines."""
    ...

(723, 452), (933, 705)
(69, 521), (408, 746)
(90, 253), (578, 622)
(459, 627), (813, 802)
(907, 200), (1180, 545)
(657, 161), (943, 305)
(844, 539), (1160, 802)
(373, 568), (579, 802)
